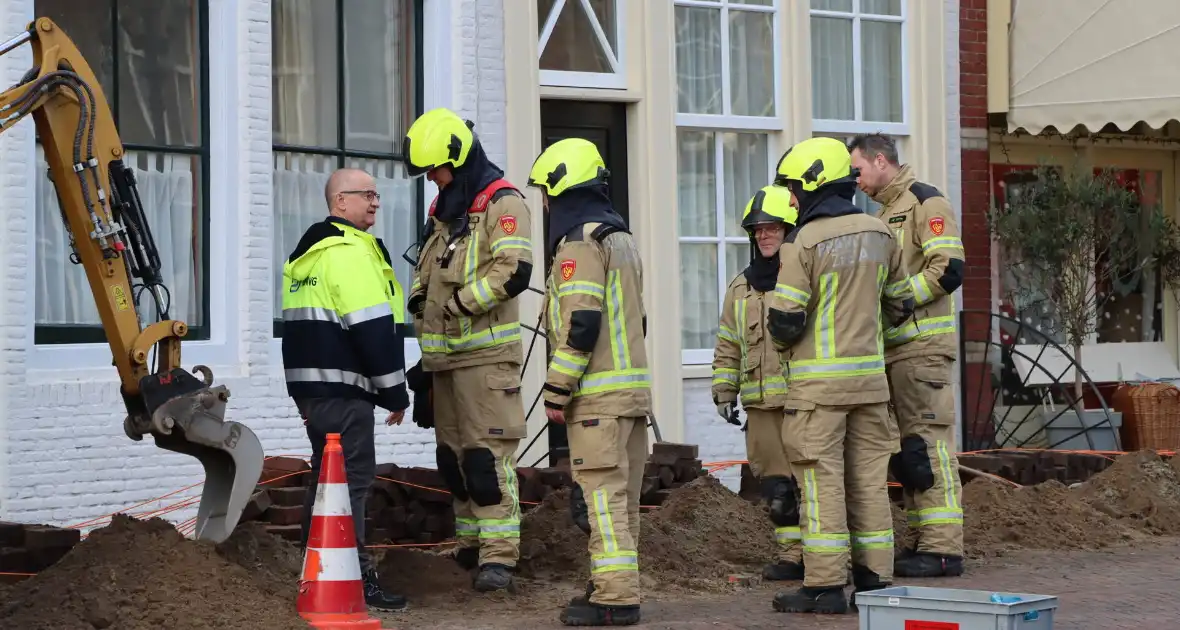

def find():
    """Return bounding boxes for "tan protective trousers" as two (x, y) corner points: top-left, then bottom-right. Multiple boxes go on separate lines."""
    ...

(744, 407), (803, 564)
(433, 361), (527, 568)
(569, 415), (648, 607)
(782, 401), (898, 588)
(887, 355), (964, 557)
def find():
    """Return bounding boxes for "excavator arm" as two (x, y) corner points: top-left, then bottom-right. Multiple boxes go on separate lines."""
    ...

(0, 18), (264, 543)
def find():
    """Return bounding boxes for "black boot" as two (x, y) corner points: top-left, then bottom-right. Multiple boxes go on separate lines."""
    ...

(850, 564), (891, 612)
(362, 569), (408, 611)
(453, 546), (479, 571)
(761, 560), (805, 581)
(772, 586), (849, 614)
(569, 581), (595, 606)
(473, 563), (516, 593)
(894, 552), (964, 578)
(559, 600), (641, 626)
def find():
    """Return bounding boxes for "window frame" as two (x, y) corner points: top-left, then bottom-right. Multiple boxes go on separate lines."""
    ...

(270, 0), (425, 339)
(808, 0), (910, 136)
(538, 0), (627, 90)
(30, 0), (212, 347)
(673, 0), (783, 365)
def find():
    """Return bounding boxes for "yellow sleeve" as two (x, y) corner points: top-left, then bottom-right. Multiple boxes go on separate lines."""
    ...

(910, 195), (965, 306)
(451, 193), (534, 315)
(542, 239), (606, 409)
(711, 280), (742, 404)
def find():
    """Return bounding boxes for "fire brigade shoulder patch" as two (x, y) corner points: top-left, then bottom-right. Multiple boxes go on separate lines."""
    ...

(560, 259), (577, 281)
(499, 215), (518, 235)
(929, 216), (945, 236)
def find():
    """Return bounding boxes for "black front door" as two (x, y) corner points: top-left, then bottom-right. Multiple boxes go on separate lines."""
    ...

(537, 100), (629, 467)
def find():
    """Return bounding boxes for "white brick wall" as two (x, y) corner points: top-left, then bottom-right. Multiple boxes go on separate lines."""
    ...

(0, 0), (506, 528)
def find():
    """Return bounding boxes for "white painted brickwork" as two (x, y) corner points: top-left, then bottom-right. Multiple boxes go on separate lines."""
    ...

(682, 379), (743, 491)
(0, 0), (507, 528)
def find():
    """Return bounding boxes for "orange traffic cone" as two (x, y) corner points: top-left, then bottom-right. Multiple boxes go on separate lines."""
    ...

(297, 433), (382, 629)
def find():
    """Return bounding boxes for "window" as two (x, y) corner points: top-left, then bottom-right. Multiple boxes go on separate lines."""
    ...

(32, 0), (209, 344)
(813, 131), (906, 214)
(538, 0), (625, 89)
(674, 0), (780, 364)
(271, 0), (422, 337)
(809, 0), (907, 135)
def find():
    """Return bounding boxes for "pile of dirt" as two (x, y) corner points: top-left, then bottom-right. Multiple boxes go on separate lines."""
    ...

(517, 487), (590, 581)
(0, 514), (308, 630)
(1076, 450), (1180, 533)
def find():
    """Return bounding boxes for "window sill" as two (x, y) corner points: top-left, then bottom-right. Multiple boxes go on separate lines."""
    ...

(682, 364), (712, 380)
(26, 339), (239, 384)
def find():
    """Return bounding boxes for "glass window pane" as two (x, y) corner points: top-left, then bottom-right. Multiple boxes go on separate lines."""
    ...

(538, 0), (557, 36)
(734, 0), (774, 6)
(680, 243), (719, 351)
(722, 133), (769, 238)
(810, 16), (854, 120)
(345, 157), (418, 297)
(677, 130), (717, 237)
(729, 9), (775, 117)
(675, 6), (723, 115)
(34, 146), (205, 333)
(861, 20), (903, 123)
(726, 242), (750, 285)
(272, 0), (339, 147)
(344, 0), (415, 154)
(115, 0), (202, 147)
(862, 0), (902, 16)
(33, 1), (115, 100)
(1097, 169), (1165, 344)
(539, 0), (615, 73)
(587, 0), (618, 56)
(811, 0), (852, 11)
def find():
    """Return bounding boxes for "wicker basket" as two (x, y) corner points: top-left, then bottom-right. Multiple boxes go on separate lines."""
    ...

(1112, 382), (1180, 451)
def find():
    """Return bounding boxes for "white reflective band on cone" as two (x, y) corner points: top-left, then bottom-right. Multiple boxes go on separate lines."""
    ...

(311, 482), (353, 517)
(303, 546), (364, 582)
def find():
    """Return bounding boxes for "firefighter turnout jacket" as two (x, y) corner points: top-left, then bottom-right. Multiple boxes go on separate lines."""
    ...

(713, 275), (790, 410)
(281, 217), (409, 412)
(543, 222), (652, 421)
(410, 180), (534, 372)
(768, 204), (914, 406)
(873, 165), (965, 363)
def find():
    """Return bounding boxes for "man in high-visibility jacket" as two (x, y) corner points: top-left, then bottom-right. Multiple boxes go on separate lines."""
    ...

(529, 138), (650, 627)
(402, 108), (534, 593)
(766, 137), (915, 615)
(282, 166), (410, 611)
(712, 185), (805, 582)
(848, 133), (967, 578)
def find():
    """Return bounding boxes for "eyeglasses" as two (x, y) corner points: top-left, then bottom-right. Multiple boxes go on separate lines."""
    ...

(339, 189), (381, 202)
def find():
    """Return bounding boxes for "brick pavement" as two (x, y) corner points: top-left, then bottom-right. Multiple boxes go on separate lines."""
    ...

(383, 537), (1180, 629)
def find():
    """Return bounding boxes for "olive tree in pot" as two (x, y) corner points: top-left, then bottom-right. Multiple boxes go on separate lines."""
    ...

(987, 163), (1180, 449)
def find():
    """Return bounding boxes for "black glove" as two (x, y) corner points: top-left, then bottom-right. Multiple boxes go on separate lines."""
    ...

(406, 361), (435, 430)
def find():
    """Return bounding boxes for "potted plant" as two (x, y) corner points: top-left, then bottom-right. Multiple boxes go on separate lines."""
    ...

(987, 161), (1180, 449)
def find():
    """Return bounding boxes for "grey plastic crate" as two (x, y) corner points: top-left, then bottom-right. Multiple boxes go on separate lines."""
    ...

(855, 585), (1057, 630)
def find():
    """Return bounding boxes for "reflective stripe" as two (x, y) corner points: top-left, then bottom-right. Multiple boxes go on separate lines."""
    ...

(342, 302), (393, 327)
(851, 529), (894, 550)
(550, 349), (590, 379)
(606, 270), (631, 370)
(908, 274), (933, 305)
(718, 325), (740, 343)
(922, 235), (964, 254)
(588, 488), (637, 575)
(311, 482), (352, 517)
(472, 277), (499, 310)
(775, 526), (802, 545)
(802, 468), (820, 534)
(302, 546), (363, 582)
(712, 367), (739, 387)
(572, 368), (650, 397)
(503, 455), (522, 521)
(456, 518), (479, 538)
(283, 306), (340, 325)
(814, 272), (838, 359)
(592, 488), (618, 553)
(591, 551), (639, 574)
(884, 315), (956, 347)
(936, 439), (960, 513)
(876, 264), (887, 356)
(420, 323), (522, 354)
(788, 355), (885, 381)
(477, 519), (520, 539)
(491, 236), (531, 255)
(803, 534), (850, 553)
(884, 278), (911, 299)
(775, 283), (811, 307)
(912, 507), (964, 526)
(740, 375), (787, 404)
(284, 367), (406, 392)
(557, 280), (605, 300)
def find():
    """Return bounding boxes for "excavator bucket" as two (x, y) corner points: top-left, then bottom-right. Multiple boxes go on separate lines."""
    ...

(129, 369), (266, 544)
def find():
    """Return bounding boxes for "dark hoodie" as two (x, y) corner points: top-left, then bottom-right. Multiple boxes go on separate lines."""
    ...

(743, 244), (780, 293)
(433, 133), (505, 233)
(545, 183), (629, 264)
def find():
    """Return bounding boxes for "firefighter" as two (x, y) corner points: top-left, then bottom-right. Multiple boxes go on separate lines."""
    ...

(711, 185), (805, 582)
(528, 137), (650, 627)
(848, 133), (966, 578)
(766, 136), (915, 615)
(402, 107), (534, 593)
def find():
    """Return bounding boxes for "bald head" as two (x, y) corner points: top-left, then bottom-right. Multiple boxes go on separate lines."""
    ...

(325, 167), (379, 231)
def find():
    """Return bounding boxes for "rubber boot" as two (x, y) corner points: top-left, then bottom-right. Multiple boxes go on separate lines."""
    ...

(569, 581), (595, 606)
(454, 546), (479, 571)
(559, 601), (641, 626)
(362, 569), (408, 611)
(850, 564), (891, 612)
(473, 563), (516, 593)
(761, 560), (805, 581)
(772, 586), (849, 614)
(894, 552), (964, 578)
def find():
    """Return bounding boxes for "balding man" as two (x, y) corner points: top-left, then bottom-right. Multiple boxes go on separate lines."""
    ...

(282, 167), (410, 611)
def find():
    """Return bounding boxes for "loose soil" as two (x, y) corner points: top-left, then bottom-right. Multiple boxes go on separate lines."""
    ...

(0, 514), (307, 630)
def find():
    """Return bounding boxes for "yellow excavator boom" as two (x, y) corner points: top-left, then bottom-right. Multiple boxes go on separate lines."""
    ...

(0, 18), (264, 543)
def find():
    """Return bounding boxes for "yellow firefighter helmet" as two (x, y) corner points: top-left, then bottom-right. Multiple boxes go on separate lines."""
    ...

(527, 138), (609, 197)
(741, 185), (798, 231)
(773, 136), (857, 193)
(402, 107), (475, 177)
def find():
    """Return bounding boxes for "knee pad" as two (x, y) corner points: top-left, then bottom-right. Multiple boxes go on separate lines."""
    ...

(461, 447), (503, 507)
(891, 435), (935, 492)
(436, 445), (469, 502)
(761, 476), (800, 527)
(569, 484), (591, 535)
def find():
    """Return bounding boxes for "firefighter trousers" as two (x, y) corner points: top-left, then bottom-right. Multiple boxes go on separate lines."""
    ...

(569, 415), (648, 607)
(782, 401), (899, 588)
(432, 361), (527, 568)
(887, 354), (964, 557)
(744, 407), (803, 564)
